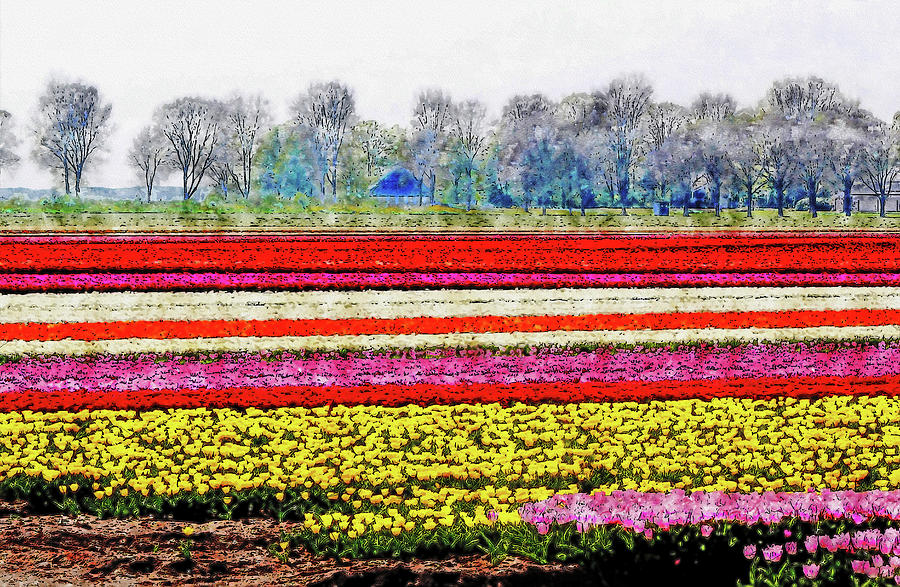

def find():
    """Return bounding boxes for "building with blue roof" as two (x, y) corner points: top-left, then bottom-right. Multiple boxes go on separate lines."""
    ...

(369, 167), (422, 206)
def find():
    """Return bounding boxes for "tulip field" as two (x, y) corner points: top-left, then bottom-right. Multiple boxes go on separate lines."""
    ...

(5, 230), (900, 584)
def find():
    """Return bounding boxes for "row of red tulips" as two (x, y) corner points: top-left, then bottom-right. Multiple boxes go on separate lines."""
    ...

(3, 271), (900, 292)
(3, 375), (899, 411)
(1, 233), (898, 272)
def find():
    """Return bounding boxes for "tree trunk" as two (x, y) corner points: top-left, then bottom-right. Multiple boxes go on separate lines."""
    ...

(683, 189), (690, 217)
(319, 172), (327, 202)
(429, 174), (436, 205)
(183, 171), (189, 200)
(775, 184), (785, 218)
(843, 179), (853, 217)
(712, 182), (721, 218)
(74, 169), (82, 196)
(329, 170), (338, 205)
(63, 165), (71, 195)
(746, 190), (753, 218)
(242, 159), (251, 199)
(881, 193), (888, 218)
(808, 182), (817, 218)
(618, 176), (629, 216)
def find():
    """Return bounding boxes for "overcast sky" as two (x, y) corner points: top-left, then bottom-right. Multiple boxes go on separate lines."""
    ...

(1, 0), (898, 189)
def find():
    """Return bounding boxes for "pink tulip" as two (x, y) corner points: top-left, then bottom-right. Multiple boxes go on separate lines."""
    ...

(802, 564), (820, 579)
(762, 545), (783, 562)
(805, 535), (819, 554)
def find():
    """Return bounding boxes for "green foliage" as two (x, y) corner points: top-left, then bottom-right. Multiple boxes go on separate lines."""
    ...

(254, 127), (318, 200)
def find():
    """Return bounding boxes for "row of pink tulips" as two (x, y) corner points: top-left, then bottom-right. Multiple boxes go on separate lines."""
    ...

(748, 529), (900, 581)
(2, 272), (900, 292)
(518, 490), (900, 535)
(2, 342), (898, 392)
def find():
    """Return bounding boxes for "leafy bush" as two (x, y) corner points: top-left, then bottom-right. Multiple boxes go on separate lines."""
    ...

(794, 199), (834, 212)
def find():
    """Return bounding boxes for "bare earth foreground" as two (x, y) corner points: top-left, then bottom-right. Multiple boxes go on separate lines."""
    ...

(0, 504), (586, 587)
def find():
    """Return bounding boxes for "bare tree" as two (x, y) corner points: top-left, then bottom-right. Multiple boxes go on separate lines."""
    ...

(33, 92), (75, 193)
(766, 76), (846, 121)
(756, 115), (798, 217)
(691, 93), (737, 123)
(449, 99), (488, 211)
(208, 126), (239, 200)
(155, 97), (224, 200)
(408, 129), (443, 206)
(293, 81), (356, 203)
(689, 99), (737, 217)
(33, 80), (112, 195)
(640, 102), (687, 208)
(412, 89), (454, 132)
(602, 75), (654, 214)
(646, 130), (704, 217)
(410, 89), (454, 204)
(555, 92), (605, 138)
(860, 122), (900, 217)
(583, 128), (618, 210)
(497, 94), (556, 212)
(0, 110), (21, 184)
(340, 121), (400, 200)
(222, 95), (270, 199)
(352, 121), (394, 178)
(794, 122), (834, 218)
(729, 122), (766, 218)
(646, 102), (687, 152)
(695, 121), (733, 216)
(828, 119), (868, 216)
(553, 95), (603, 215)
(128, 125), (170, 203)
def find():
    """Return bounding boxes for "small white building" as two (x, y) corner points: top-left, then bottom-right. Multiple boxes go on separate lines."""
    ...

(831, 181), (900, 213)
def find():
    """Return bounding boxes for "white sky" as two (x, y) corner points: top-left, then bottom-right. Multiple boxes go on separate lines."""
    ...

(1, 0), (898, 189)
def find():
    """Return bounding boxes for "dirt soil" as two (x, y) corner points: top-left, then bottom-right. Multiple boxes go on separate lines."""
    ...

(0, 501), (589, 587)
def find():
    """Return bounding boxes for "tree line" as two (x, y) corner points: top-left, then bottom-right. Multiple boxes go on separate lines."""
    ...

(1, 75), (898, 216)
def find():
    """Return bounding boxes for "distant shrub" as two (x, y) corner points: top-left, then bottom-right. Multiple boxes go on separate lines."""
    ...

(39, 193), (89, 212)
(203, 192), (227, 209)
(287, 192), (314, 210)
(794, 199), (833, 212)
(0, 196), (29, 211)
